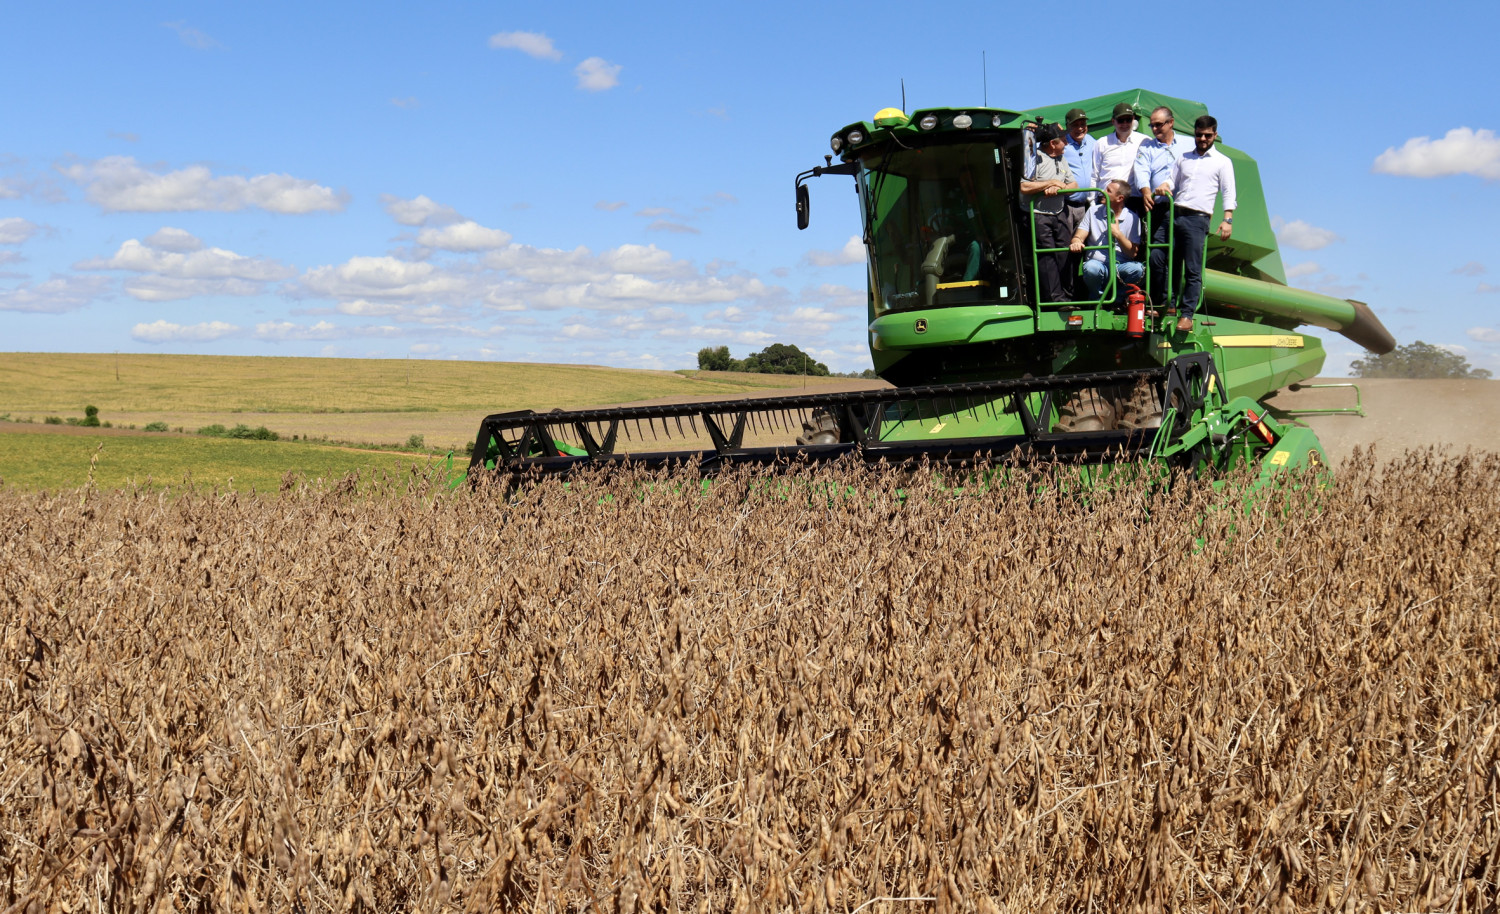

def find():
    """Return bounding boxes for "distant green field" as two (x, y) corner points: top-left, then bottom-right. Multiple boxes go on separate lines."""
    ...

(0, 354), (873, 492)
(0, 353), (857, 453)
(0, 431), (439, 493)
(0, 353), (840, 415)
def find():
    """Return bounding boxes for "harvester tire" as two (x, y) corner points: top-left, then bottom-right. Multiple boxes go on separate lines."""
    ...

(1116, 379), (1165, 430)
(796, 408), (841, 446)
(1055, 389), (1116, 433)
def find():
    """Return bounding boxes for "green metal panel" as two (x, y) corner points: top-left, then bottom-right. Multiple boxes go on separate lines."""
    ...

(870, 305), (1035, 350)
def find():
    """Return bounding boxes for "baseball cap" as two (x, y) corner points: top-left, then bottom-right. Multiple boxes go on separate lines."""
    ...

(1112, 102), (1136, 119)
(1035, 123), (1064, 145)
(1065, 108), (1088, 125)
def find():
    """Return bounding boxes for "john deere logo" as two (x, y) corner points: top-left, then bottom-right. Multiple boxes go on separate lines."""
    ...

(914, 318), (928, 334)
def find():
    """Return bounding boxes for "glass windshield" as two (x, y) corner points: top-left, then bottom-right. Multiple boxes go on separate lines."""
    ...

(859, 141), (1021, 315)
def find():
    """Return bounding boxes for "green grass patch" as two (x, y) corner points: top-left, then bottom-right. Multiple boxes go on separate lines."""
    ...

(0, 433), (435, 493)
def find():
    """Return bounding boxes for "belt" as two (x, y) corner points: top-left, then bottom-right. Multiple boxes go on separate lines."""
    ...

(1178, 207), (1212, 217)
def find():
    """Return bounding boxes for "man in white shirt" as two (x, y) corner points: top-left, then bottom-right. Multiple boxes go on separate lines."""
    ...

(1092, 102), (1147, 204)
(1068, 180), (1143, 303)
(1164, 115), (1236, 331)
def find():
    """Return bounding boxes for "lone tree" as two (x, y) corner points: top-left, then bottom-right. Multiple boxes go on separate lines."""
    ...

(696, 345), (736, 371)
(1349, 341), (1492, 380)
(740, 343), (829, 376)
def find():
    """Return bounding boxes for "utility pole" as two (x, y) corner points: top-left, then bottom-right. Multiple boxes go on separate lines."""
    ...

(114, 351), (119, 382)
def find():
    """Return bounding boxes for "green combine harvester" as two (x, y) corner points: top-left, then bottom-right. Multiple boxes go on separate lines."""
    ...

(467, 89), (1394, 485)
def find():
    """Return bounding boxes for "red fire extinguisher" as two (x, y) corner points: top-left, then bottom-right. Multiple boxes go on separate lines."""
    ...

(1125, 283), (1147, 337)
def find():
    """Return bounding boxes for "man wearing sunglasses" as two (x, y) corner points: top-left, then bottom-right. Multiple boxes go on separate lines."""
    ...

(1164, 115), (1236, 331)
(1091, 102), (1147, 206)
(1133, 106), (1195, 307)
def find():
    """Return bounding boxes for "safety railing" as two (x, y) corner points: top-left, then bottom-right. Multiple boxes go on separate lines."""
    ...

(1027, 188), (1117, 311)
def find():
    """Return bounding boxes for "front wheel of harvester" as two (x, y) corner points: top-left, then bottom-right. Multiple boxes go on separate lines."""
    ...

(1116, 379), (1165, 430)
(796, 408), (840, 446)
(1055, 388), (1116, 432)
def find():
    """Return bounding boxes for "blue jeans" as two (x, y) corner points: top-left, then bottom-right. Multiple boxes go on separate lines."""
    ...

(1080, 258), (1144, 304)
(1173, 209), (1211, 317)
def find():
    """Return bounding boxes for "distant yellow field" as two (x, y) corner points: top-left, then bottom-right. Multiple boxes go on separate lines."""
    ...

(0, 353), (855, 449)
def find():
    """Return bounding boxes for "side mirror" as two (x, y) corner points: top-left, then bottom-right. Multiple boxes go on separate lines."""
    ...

(796, 184), (810, 230)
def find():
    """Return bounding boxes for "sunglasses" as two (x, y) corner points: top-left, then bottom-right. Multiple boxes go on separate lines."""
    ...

(1195, 131), (1216, 138)
(1115, 116), (1134, 123)
(1149, 120), (1170, 129)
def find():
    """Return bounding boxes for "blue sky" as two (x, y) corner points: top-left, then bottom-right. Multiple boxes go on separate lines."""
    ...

(3, 1), (1498, 376)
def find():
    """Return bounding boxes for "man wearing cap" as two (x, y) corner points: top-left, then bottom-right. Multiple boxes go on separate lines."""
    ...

(1061, 108), (1096, 228)
(1165, 115), (1236, 331)
(1092, 102), (1147, 204)
(1133, 106), (1195, 306)
(1068, 179), (1143, 304)
(1019, 123), (1077, 303)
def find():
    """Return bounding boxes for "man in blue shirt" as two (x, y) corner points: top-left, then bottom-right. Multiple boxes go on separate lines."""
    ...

(1061, 107), (1096, 226)
(1133, 106), (1196, 307)
(1068, 179), (1144, 304)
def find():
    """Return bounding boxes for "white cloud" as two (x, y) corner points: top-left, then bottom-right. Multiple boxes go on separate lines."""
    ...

(125, 277), (269, 302)
(143, 227), (204, 253)
(1478, 283), (1500, 294)
(595, 200), (628, 211)
(646, 220), (699, 234)
(0, 275), (111, 313)
(575, 57), (621, 91)
(76, 236), (290, 301)
(132, 319), (240, 342)
(0, 218), (39, 245)
(416, 220), (513, 251)
(488, 30), (562, 61)
(336, 299), (402, 317)
(0, 251), (23, 265)
(300, 256), (470, 303)
(1452, 261), (1486, 276)
(1373, 128), (1500, 180)
(163, 21), (220, 50)
(1285, 261), (1323, 279)
(409, 343), (442, 354)
(706, 305), (748, 322)
(790, 306), (849, 324)
(256, 320), (365, 342)
(802, 283), (865, 310)
(561, 323), (612, 340)
(658, 326), (775, 346)
(1272, 217), (1343, 251)
(380, 193), (463, 227)
(806, 236), (864, 267)
(79, 239), (292, 282)
(390, 96), (419, 109)
(1467, 327), (1500, 343)
(60, 157), (346, 213)
(483, 242), (691, 284)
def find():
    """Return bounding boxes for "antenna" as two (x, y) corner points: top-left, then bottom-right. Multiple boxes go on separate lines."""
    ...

(901, 78), (906, 114)
(982, 52), (988, 107)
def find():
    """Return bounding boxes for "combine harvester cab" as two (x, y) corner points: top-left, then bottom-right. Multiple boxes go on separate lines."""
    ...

(469, 89), (1393, 489)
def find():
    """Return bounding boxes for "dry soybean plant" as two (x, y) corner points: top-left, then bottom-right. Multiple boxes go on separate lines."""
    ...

(1, 450), (1497, 913)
